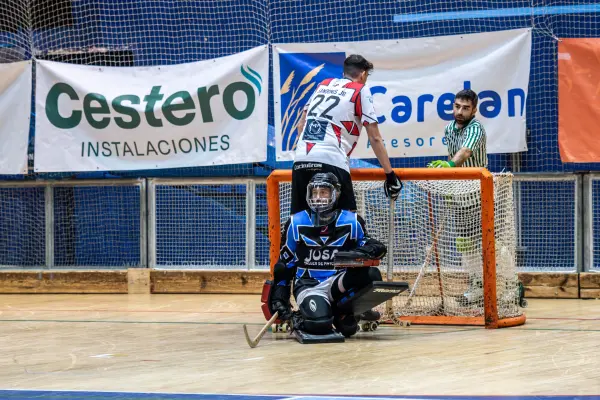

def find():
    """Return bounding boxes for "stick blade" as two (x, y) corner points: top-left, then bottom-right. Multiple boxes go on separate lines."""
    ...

(242, 324), (258, 348)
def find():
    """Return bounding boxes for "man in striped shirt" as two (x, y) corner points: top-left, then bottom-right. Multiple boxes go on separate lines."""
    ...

(428, 89), (488, 168)
(428, 89), (488, 305)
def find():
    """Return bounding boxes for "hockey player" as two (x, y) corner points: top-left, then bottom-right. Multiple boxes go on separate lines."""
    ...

(291, 54), (402, 214)
(268, 172), (388, 338)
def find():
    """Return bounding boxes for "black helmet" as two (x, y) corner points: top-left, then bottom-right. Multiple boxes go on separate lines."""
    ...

(306, 172), (341, 225)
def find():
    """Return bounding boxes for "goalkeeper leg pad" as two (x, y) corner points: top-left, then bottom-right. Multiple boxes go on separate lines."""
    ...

(336, 281), (409, 317)
(260, 280), (278, 322)
(293, 328), (345, 344)
(296, 294), (334, 335)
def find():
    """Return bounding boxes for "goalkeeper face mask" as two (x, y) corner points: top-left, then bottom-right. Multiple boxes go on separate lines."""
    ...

(306, 182), (340, 225)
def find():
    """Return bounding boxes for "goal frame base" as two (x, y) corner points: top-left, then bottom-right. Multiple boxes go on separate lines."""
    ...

(389, 314), (526, 328)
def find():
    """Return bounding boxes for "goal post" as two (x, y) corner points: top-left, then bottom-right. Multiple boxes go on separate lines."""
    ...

(267, 167), (526, 329)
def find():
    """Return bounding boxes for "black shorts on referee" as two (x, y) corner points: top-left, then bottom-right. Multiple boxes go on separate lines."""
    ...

(290, 161), (356, 215)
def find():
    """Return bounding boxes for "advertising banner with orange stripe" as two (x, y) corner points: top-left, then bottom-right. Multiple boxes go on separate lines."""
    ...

(558, 38), (600, 163)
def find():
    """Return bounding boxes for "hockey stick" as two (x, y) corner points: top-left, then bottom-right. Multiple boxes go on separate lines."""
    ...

(243, 278), (298, 349)
(405, 208), (448, 308)
(427, 192), (445, 309)
(290, 278), (298, 311)
(243, 311), (279, 348)
(333, 257), (381, 268)
(385, 198), (396, 321)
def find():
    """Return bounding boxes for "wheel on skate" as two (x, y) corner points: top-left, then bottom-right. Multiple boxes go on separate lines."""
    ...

(271, 322), (290, 333)
(517, 281), (528, 308)
(519, 298), (528, 308)
(359, 321), (379, 332)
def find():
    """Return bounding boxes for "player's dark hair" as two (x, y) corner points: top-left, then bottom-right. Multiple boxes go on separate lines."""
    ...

(343, 54), (373, 78)
(455, 89), (478, 108)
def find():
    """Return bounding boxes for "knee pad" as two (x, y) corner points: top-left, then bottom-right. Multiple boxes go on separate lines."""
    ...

(298, 295), (333, 334)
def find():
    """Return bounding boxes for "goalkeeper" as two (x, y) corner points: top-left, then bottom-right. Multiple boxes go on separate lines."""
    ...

(267, 172), (387, 338)
(428, 89), (488, 303)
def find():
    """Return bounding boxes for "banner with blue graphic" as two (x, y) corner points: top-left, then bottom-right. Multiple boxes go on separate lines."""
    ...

(273, 29), (531, 161)
(35, 46), (268, 172)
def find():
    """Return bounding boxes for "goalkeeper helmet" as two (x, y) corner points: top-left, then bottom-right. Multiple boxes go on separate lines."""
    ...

(306, 172), (341, 226)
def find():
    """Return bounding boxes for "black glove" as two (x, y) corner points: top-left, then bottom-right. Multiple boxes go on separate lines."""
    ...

(384, 171), (402, 201)
(355, 238), (387, 259)
(270, 284), (292, 321)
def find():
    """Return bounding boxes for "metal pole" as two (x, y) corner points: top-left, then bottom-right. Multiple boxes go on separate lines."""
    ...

(575, 175), (583, 272)
(246, 180), (256, 271)
(139, 179), (148, 268)
(45, 185), (54, 269)
(385, 198), (395, 318)
(147, 179), (156, 268)
(387, 199), (395, 281)
(583, 175), (592, 272)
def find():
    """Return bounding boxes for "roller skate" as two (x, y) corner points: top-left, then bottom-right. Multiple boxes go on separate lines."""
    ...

(358, 309), (380, 332)
(457, 278), (483, 306)
(270, 321), (291, 333)
(518, 281), (528, 308)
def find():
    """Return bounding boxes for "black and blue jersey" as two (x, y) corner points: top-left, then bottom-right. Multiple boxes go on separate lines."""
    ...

(278, 209), (369, 284)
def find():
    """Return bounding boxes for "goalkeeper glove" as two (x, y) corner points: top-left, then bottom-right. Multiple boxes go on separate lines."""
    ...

(428, 160), (456, 168)
(270, 284), (292, 321)
(384, 171), (402, 201)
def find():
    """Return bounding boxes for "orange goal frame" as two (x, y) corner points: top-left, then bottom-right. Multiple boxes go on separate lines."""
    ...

(266, 167), (526, 329)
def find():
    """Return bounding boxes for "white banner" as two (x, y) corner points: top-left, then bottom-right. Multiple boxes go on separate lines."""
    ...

(35, 46), (268, 172)
(274, 29), (531, 161)
(0, 61), (31, 174)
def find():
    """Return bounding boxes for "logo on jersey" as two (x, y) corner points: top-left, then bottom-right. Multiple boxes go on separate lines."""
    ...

(309, 299), (317, 312)
(303, 118), (328, 142)
(278, 52), (345, 152)
(280, 246), (294, 264)
(305, 249), (339, 264)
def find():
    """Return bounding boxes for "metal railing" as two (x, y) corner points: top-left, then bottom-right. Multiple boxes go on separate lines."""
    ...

(0, 179), (146, 269)
(513, 173), (581, 272)
(0, 173), (591, 272)
(584, 174), (600, 272)
(148, 178), (267, 270)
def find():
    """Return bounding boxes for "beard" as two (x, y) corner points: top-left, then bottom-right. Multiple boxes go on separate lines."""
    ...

(454, 114), (474, 124)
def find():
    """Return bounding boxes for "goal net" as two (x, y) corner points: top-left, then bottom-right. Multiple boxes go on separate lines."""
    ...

(268, 168), (524, 328)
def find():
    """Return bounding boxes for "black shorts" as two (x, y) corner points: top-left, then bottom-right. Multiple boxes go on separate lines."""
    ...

(291, 161), (356, 214)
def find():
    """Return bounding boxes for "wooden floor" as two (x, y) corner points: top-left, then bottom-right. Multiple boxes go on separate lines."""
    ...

(0, 294), (599, 396)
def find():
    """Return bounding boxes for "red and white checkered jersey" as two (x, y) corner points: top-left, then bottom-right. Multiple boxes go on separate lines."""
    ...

(294, 78), (378, 172)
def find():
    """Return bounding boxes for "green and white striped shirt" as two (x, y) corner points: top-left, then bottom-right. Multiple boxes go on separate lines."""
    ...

(444, 118), (488, 168)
